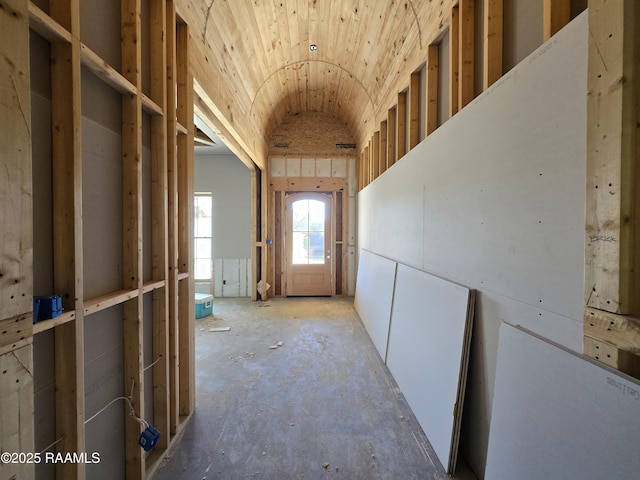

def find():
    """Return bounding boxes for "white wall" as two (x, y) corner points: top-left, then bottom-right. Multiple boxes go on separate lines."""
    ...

(357, 13), (587, 478)
(194, 154), (252, 296)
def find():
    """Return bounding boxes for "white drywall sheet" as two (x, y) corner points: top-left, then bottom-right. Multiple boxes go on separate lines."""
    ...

(486, 322), (640, 480)
(386, 264), (474, 473)
(357, 12), (587, 344)
(354, 249), (397, 361)
(356, 13), (588, 477)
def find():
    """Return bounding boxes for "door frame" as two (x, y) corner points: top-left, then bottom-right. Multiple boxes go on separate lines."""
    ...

(283, 191), (333, 296)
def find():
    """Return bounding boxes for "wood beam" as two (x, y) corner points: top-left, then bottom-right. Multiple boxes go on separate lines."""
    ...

(176, 20), (196, 417)
(150, 0), (170, 451)
(484, 0), (503, 90)
(584, 308), (640, 355)
(449, 6), (460, 117)
(585, 0), (640, 375)
(372, 132), (380, 180)
(49, 1), (85, 478)
(409, 71), (421, 150)
(426, 44), (439, 136)
(166, 0), (180, 435)
(364, 144), (370, 186)
(122, 0), (145, 477)
(585, 0), (640, 315)
(251, 169), (260, 301)
(583, 336), (640, 379)
(387, 107), (397, 168)
(459, 0), (475, 109)
(396, 91), (407, 160)
(380, 120), (388, 174)
(543, 0), (571, 41)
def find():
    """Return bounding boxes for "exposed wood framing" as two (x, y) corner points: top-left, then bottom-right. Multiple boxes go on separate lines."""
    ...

(166, 0), (180, 435)
(459, 0), (475, 110)
(543, 0), (571, 41)
(372, 131), (381, 179)
(121, 0), (145, 477)
(409, 71), (421, 150)
(364, 145), (370, 187)
(380, 120), (388, 175)
(28, 2), (71, 42)
(176, 19), (195, 417)
(251, 169), (260, 301)
(584, 336), (640, 378)
(150, 0), (170, 451)
(367, 139), (373, 183)
(47, 3), (84, 477)
(269, 177), (348, 193)
(484, 0), (503, 89)
(585, 0), (640, 315)
(426, 44), (439, 136)
(585, 0), (640, 375)
(261, 170), (269, 300)
(397, 91), (407, 160)
(18, 0), (195, 477)
(584, 308), (640, 355)
(334, 191), (344, 295)
(449, 6), (460, 117)
(387, 107), (397, 168)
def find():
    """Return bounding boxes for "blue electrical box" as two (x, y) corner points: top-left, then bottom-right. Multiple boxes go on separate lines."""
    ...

(34, 295), (62, 322)
(138, 425), (160, 451)
(195, 293), (213, 318)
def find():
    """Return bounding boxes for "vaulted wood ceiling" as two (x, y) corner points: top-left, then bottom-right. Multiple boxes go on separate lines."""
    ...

(179, 0), (455, 169)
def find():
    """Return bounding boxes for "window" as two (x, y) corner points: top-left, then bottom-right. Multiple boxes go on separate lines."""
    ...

(194, 193), (212, 280)
(291, 198), (325, 265)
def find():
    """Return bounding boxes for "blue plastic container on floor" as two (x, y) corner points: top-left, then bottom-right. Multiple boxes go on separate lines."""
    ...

(195, 293), (213, 318)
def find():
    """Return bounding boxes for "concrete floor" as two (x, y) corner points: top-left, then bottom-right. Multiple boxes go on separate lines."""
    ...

(153, 297), (477, 480)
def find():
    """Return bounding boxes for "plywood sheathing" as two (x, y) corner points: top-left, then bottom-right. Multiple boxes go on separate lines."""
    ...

(0, 3), (34, 477)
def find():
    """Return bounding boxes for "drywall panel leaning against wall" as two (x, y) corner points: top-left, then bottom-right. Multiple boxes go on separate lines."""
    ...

(385, 264), (475, 474)
(357, 12), (588, 478)
(485, 322), (640, 480)
(353, 249), (397, 362)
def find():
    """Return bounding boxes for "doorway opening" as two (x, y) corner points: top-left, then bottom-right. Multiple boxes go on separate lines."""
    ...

(285, 192), (332, 296)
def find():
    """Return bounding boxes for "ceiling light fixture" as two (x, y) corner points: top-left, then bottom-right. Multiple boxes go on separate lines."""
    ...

(309, 44), (318, 52)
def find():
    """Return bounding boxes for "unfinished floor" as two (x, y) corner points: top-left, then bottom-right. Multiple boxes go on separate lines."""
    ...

(153, 297), (477, 480)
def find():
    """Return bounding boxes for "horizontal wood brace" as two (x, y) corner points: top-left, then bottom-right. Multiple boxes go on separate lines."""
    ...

(32, 310), (75, 334)
(584, 307), (640, 355)
(28, 2), (72, 43)
(269, 177), (346, 192)
(83, 289), (139, 316)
